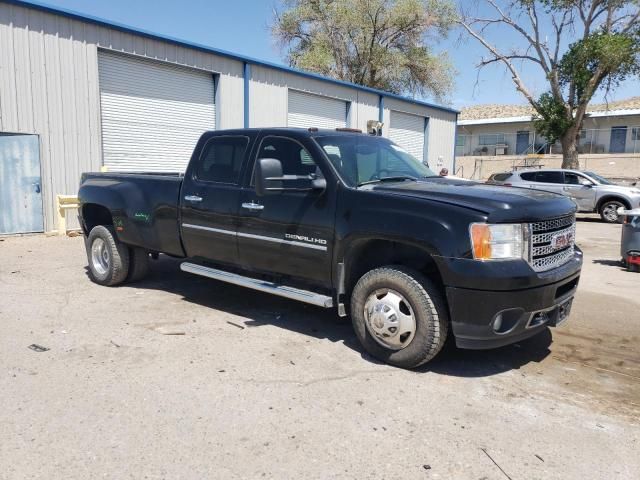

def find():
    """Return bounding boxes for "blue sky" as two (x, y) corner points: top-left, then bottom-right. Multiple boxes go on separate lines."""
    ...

(39, 0), (638, 109)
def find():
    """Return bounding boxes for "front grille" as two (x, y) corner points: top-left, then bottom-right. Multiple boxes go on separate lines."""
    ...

(529, 214), (576, 272)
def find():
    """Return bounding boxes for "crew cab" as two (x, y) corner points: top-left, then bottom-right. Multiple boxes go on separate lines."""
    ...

(78, 128), (582, 368)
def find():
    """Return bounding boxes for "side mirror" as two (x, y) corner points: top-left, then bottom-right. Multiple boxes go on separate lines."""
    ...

(580, 180), (593, 187)
(255, 158), (327, 196)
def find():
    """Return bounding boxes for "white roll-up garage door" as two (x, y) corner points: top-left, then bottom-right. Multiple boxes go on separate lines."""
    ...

(98, 51), (216, 172)
(287, 90), (347, 129)
(389, 111), (426, 162)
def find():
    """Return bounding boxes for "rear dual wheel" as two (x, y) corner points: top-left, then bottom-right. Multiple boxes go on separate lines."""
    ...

(86, 225), (150, 286)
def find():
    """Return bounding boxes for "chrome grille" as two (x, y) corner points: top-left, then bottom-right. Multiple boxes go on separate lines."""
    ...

(529, 214), (576, 272)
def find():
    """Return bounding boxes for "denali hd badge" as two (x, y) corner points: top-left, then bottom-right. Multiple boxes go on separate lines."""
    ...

(551, 231), (573, 250)
(285, 233), (327, 245)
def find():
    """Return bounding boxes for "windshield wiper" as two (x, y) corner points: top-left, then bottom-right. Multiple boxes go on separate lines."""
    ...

(358, 175), (418, 187)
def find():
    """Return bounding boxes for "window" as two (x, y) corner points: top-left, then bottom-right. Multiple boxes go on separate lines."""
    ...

(478, 133), (505, 146)
(564, 173), (582, 185)
(490, 173), (512, 182)
(579, 130), (587, 140)
(632, 127), (640, 141)
(256, 136), (318, 177)
(456, 135), (466, 147)
(520, 172), (537, 181)
(195, 136), (249, 184)
(535, 171), (564, 184)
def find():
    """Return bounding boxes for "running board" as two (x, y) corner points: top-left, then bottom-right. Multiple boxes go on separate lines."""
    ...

(180, 262), (334, 308)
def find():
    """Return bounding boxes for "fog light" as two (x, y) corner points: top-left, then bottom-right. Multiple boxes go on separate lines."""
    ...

(493, 314), (503, 332)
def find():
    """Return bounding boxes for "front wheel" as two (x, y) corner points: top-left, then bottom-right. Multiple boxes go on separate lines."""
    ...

(599, 200), (625, 223)
(350, 266), (448, 369)
(86, 225), (130, 286)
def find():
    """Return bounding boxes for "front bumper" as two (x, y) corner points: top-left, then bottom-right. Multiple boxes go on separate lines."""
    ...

(446, 262), (581, 350)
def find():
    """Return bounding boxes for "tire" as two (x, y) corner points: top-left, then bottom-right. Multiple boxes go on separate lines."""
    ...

(85, 225), (130, 286)
(350, 266), (449, 369)
(599, 200), (625, 223)
(127, 247), (150, 282)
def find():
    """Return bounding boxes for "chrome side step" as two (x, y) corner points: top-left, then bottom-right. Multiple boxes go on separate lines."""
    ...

(180, 262), (334, 308)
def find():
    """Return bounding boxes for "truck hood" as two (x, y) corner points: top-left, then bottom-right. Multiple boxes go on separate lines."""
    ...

(368, 178), (577, 222)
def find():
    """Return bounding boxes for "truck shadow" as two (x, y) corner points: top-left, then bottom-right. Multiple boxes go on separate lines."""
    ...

(107, 255), (552, 378)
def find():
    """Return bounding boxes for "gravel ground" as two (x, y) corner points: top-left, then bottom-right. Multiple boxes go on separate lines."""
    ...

(0, 216), (638, 479)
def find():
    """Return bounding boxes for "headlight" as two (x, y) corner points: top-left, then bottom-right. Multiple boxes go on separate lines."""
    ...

(470, 223), (528, 260)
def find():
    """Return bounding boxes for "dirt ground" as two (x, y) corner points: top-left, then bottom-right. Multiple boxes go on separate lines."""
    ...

(0, 216), (638, 479)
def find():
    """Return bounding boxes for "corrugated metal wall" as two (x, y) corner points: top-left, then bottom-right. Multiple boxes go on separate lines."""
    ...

(0, 2), (243, 231)
(384, 98), (456, 171)
(0, 1), (456, 233)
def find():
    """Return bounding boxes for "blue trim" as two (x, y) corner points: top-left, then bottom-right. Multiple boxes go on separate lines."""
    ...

(423, 117), (430, 165)
(4, 0), (459, 115)
(378, 95), (384, 123)
(243, 62), (250, 128)
(452, 112), (459, 173)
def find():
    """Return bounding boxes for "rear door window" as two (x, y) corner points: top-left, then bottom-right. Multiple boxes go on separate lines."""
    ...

(195, 136), (249, 184)
(519, 172), (537, 181)
(535, 171), (564, 184)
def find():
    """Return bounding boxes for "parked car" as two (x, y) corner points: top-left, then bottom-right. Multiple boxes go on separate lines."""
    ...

(487, 169), (640, 223)
(78, 128), (582, 369)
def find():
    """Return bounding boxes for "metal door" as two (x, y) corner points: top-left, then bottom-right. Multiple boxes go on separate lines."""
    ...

(287, 90), (347, 129)
(516, 131), (530, 154)
(609, 126), (627, 153)
(237, 135), (336, 288)
(98, 50), (216, 172)
(389, 111), (427, 163)
(0, 134), (44, 234)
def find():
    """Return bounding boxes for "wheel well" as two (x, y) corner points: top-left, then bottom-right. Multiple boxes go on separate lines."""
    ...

(82, 204), (113, 234)
(345, 240), (443, 295)
(596, 196), (630, 211)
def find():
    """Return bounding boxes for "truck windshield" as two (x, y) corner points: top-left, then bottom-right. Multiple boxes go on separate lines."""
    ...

(314, 135), (436, 187)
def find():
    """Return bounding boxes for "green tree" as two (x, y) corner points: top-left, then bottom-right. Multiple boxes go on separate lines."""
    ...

(272, 0), (456, 101)
(459, 1), (640, 169)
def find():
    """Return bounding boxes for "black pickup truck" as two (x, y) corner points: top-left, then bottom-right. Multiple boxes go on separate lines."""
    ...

(79, 128), (582, 368)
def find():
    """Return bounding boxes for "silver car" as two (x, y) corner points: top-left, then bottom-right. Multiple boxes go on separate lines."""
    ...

(487, 169), (640, 223)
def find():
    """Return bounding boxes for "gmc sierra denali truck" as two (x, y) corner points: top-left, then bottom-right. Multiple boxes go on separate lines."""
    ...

(78, 128), (582, 368)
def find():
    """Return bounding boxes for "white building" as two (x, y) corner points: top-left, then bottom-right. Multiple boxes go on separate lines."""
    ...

(456, 99), (640, 157)
(0, 0), (458, 235)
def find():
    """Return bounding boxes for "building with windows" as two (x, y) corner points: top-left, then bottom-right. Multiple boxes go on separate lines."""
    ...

(456, 98), (640, 157)
(0, 0), (458, 235)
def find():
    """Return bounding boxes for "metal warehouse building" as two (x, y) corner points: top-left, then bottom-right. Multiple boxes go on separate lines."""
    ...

(0, 0), (458, 235)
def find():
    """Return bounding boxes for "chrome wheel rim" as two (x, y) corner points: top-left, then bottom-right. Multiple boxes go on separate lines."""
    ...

(91, 238), (110, 275)
(603, 204), (620, 222)
(363, 289), (416, 350)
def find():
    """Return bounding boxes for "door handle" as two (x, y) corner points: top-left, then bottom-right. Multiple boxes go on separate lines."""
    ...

(184, 195), (203, 202)
(241, 202), (264, 211)
(32, 182), (41, 194)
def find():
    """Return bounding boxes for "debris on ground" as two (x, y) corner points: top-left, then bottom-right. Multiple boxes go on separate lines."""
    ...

(226, 321), (245, 330)
(480, 448), (513, 480)
(153, 326), (185, 335)
(28, 344), (49, 352)
(535, 454), (544, 462)
(110, 340), (121, 348)
(422, 464), (431, 470)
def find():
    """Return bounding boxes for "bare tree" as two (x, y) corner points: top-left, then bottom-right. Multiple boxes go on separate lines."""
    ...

(458, 1), (640, 168)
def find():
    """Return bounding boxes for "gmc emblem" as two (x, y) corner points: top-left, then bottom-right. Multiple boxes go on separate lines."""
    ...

(551, 232), (573, 250)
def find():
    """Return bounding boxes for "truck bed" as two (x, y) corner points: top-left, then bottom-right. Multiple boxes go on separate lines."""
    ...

(79, 172), (185, 257)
